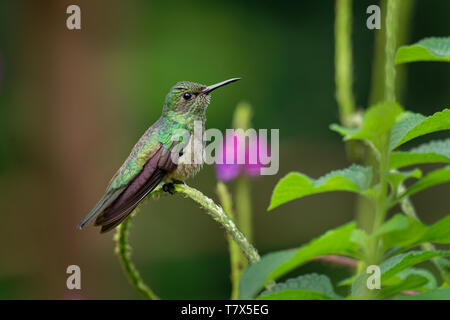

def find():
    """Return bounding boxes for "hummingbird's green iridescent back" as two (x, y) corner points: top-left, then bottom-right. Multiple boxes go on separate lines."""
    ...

(79, 78), (240, 233)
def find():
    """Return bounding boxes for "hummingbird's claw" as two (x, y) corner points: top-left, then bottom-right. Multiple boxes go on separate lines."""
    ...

(162, 183), (175, 194)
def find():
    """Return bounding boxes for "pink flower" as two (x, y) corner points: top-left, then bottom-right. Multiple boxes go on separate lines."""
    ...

(215, 131), (269, 181)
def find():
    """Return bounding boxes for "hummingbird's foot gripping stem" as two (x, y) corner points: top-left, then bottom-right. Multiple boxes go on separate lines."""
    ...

(162, 179), (185, 194)
(162, 183), (176, 194)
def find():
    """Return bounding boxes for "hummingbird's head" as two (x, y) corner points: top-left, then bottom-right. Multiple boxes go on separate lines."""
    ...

(162, 78), (240, 117)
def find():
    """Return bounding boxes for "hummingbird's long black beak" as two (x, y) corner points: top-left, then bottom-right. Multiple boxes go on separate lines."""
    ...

(202, 78), (241, 94)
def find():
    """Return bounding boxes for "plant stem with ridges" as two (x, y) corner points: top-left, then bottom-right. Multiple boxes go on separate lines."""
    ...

(115, 211), (160, 300)
(217, 182), (242, 300)
(115, 183), (260, 299)
(335, 0), (356, 127)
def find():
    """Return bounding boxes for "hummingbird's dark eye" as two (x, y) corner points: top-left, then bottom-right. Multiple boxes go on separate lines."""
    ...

(183, 92), (192, 100)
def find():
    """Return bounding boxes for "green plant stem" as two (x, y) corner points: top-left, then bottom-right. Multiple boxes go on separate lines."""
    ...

(362, 148), (389, 299)
(232, 102), (252, 131)
(174, 183), (260, 264)
(235, 176), (252, 272)
(369, 0), (387, 105)
(335, 0), (356, 127)
(385, 0), (400, 101)
(232, 102), (255, 272)
(357, 1), (415, 233)
(235, 176), (253, 243)
(115, 184), (260, 299)
(115, 210), (160, 300)
(364, 0), (401, 263)
(217, 182), (241, 300)
(334, 0), (364, 163)
(361, 1), (402, 299)
(370, 149), (389, 260)
(369, 0), (415, 105)
(151, 184), (259, 264)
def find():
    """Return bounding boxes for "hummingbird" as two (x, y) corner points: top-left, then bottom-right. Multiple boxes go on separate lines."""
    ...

(78, 78), (241, 233)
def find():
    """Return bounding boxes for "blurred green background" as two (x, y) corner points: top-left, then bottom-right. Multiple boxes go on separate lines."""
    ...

(0, 0), (449, 299)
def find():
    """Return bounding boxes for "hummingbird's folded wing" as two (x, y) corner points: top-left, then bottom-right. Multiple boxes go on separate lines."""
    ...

(94, 144), (176, 232)
(78, 140), (178, 233)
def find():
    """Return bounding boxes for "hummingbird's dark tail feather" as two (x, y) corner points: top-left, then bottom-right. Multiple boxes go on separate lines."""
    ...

(94, 145), (176, 233)
(78, 188), (124, 229)
(98, 213), (130, 234)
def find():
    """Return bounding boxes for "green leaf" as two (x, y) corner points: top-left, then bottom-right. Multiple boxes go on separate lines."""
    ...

(389, 109), (450, 151)
(338, 275), (357, 287)
(396, 37), (450, 64)
(383, 268), (437, 291)
(239, 222), (360, 299)
(399, 166), (450, 200)
(394, 288), (450, 300)
(352, 250), (450, 297)
(379, 274), (428, 299)
(380, 268), (437, 298)
(377, 214), (428, 251)
(268, 165), (372, 210)
(434, 257), (450, 274)
(382, 250), (450, 279)
(387, 169), (422, 191)
(256, 274), (340, 300)
(421, 215), (450, 244)
(378, 214), (450, 251)
(350, 229), (370, 253)
(341, 216), (450, 291)
(238, 249), (297, 300)
(331, 101), (403, 153)
(257, 289), (329, 300)
(390, 138), (450, 169)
